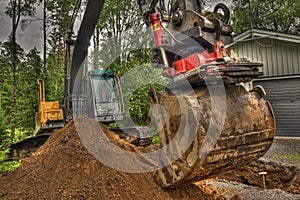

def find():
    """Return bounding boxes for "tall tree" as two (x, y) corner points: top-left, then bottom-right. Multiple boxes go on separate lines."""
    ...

(4, 0), (39, 137)
(91, 0), (166, 123)
(16, 48), (42, 133)
(43, 0), (47, 72)
(91, 0), (148, 76)
(0, 54), (10, 136)
(45, 0), (79, 98)
(232, 0), (300, 34)
(0, 38), (24, 141)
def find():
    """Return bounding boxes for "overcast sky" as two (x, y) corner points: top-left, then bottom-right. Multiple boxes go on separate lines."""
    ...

(0, 1), (12, 42)
(0, 1), (44, 54)
(0, 0), (233, 55)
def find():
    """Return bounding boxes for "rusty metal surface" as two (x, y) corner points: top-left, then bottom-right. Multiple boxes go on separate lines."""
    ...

(149, 85), (275, 188)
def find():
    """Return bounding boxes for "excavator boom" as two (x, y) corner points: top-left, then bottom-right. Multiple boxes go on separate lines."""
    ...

(64, 0), (105, 122)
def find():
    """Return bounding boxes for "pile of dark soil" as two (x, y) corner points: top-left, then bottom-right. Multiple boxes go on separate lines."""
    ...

(0, 119), (215, 200)
(217, 159), (300, 194)
(1, 117), (299, 199)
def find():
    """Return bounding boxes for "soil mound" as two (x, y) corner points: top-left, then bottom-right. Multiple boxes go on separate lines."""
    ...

(0, 118), (215, 200)
(1, 117), (299, 199)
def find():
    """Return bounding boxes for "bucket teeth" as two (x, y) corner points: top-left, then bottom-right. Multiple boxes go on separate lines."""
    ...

(250, 85), (267, 98)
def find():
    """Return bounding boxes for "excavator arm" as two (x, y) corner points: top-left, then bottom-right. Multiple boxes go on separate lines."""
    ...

(69, 0), (105, 93)
(64, 0), (105, 122)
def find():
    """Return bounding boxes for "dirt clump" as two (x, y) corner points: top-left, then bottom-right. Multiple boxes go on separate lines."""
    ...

(0, 118), (216, 200)
(217, 159), (300, 195)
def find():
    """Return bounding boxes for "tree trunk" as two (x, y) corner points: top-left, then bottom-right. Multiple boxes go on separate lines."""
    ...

(93, 28), (100, 69)
(56, 41), (61, 96)
(10, 0), (18, 138)
(11, 52), (17, 138)
(43, 0), (47, 73)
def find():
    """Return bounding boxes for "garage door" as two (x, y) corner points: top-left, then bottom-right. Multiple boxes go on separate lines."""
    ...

(253, 77), (300, 137)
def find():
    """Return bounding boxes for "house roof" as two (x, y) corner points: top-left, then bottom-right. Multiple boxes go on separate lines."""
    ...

(226, 28), (300, 47)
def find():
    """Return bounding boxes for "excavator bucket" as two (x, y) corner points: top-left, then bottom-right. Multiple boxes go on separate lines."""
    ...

(143, 2), (276, 188)
(148, 84), (275, 188)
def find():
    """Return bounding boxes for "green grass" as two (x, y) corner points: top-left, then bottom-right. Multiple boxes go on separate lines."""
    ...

(274, 152), (300, 161)
(0, 149), (21, 174)
(151, 133), (160, 145)
(0, 160), (21, 174)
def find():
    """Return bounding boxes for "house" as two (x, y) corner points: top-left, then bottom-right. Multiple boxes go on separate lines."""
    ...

(227, 29), (300, 136)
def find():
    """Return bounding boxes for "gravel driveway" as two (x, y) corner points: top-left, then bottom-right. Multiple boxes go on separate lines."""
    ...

(262, 137), (300, 168)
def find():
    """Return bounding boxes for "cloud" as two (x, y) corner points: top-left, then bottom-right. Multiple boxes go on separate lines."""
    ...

(0, 16), (11, 42)
(0, 1), (10, 41)
(0, 2), (43, 54)
(17, 19), (43, 53)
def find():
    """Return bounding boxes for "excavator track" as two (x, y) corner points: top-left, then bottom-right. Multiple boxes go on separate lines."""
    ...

(9, 133), (51, 160)
(9, 126), (152, 160)
(148, 85), (275, 188)
(110, 127), (152, 146)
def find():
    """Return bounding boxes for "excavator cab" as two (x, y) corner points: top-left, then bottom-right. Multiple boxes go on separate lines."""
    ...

(88, 70), (124, 123)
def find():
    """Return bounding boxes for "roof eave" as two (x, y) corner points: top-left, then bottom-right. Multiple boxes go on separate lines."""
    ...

(230, 29), (300, 46)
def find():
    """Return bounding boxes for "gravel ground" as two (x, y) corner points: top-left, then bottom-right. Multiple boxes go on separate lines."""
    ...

(201, 178), (300, 200)
(202, 178), (300, 200)
(200, 137), (300, 200)
(262, 137), (300, 168)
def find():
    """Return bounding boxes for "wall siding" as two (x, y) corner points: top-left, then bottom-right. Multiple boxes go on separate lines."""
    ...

(230, 39), (300, 77)
(253, 78), (300, 137)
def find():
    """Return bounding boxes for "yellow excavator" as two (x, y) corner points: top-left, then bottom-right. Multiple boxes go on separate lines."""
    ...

(9, 79), (64, 158)
(33, 79), (64, 135)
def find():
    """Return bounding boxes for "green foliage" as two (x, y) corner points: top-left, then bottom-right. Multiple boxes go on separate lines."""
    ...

(121, 64), (167, 125)
(0, 61), (12, 135)
(43, 56), (64, 102)
(128, 83), (165, 118)
(0, 149), (21, 174)
(16, 48), (43, 132)
(0, 0), (75, 150)
(90, 0), (165, 125)
(97, 0), (143, 38)
(232, 0), (300, 34)
(5, 0), (41, 136)
(0, 130), (13, 149)
(0, 40), (17, 137)
(0, 42), (44, 142)
(46, 0), (79, 55)
(106, 122), (118, 129)
(151, 133), (160, 145)
(43, 0), (75, 103)
(91, 0), (146, 74)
